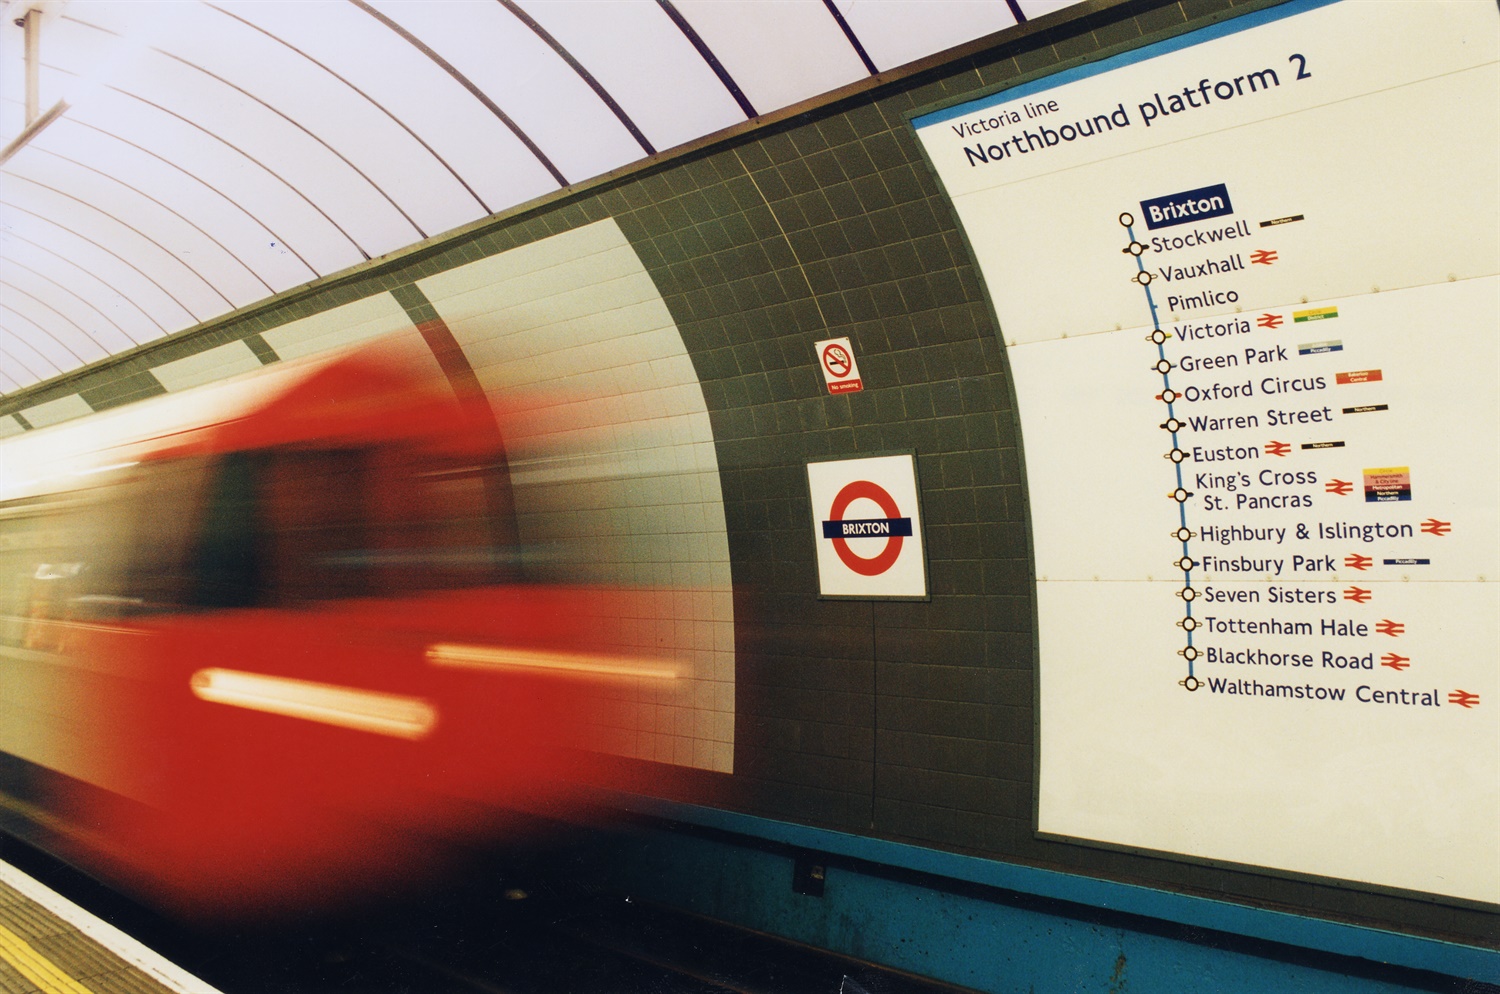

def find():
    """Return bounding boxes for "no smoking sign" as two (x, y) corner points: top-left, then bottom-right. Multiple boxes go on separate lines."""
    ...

(806, 454), (927, 599)
(814, 336), (863, 394)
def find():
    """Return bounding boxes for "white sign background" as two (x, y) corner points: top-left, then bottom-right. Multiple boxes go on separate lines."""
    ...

(915, 0), (1499, 903)
(807, 454), (928, 599)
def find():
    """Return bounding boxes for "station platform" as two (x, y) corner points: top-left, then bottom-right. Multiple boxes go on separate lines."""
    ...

(0, 861), (217, 994)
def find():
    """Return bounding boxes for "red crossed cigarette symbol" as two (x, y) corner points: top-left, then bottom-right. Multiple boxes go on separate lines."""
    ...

(1375, 619), (1404, 637)
(1380, 653), (1410, 671)
(1250, 249), (1278, 265)
(1325, 478), (1353, 495)
(1344, 587), (1371, 603)
(1421, 518), (1452, 536)
(1344, 554), (1373, 571)
(1448, 690), (1480, 709)
(1257, 313), (1284, 329)
(1265, 440), (1290, 457)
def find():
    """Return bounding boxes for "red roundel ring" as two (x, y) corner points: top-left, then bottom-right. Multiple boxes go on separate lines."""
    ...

(828, 480), (903, 576)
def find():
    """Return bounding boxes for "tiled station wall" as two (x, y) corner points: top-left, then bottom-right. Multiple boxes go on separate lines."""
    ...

(3, 0), (1492, 946)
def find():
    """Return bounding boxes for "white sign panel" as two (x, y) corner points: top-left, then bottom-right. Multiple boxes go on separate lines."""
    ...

(915, 0), (1499, 903)
(808, 454), (927, 599)
(815, 336), (865, 394)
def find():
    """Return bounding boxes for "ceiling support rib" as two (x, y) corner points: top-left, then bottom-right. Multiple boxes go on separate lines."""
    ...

(62, 15), (428, 242)
(29, 146), (275, 296)
(205, 2), (493, 216)
(655, 1), (757, 119)
(2, 200), (200, 322)
(349, 0), (568, 188)
(0, 257), (138, 345)
(6, 174), (234, 310)
(42, 64), (372, 261)
(497, 0), (655, 156)
(1, 230), (166, 335)
(41, 114), (318, 280)
(0, 322), (68, 375)
(821, 1), (878, 75)
(0, 282), (107, 357)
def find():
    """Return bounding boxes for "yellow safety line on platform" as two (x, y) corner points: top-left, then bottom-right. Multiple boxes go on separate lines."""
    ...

(0, 923), (98, 994)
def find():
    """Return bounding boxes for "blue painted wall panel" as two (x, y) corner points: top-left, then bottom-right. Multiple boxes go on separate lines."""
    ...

(589, 817), (1489, 993)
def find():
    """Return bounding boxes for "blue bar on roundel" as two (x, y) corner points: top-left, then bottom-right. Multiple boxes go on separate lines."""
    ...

(822, 518), (913, 538)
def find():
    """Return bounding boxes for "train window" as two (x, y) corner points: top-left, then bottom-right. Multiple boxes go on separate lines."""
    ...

(259, 448), (370, 604)
(0, 496), (87, 650)
(55, 457), (210, 619)
(190, 452), (267, 609)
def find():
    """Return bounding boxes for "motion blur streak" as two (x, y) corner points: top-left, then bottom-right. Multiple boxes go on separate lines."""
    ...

(0, 334), (703, 921)
(427, 644), (679, 682)
(189, 669), (437, 740)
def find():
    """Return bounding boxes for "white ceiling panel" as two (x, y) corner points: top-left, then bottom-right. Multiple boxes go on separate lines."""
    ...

(0, 0), (1087, 396)
(515, 0), (748, 153)
(833, 0), (1017, 72)
(672, 1), (869, 114)
(2, 190), (214, 327)
(34, 117), (315, 292)
(7, 145), (269, 307)
(365, 0), (646, 186)
(0, 232), (163, 344)
(0, 308), (87, 375)
(0, 300), (104, 370)
(0, 259), (134, 355)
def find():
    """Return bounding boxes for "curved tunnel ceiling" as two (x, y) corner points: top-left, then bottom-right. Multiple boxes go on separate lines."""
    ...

(0, 0), (1083, 396)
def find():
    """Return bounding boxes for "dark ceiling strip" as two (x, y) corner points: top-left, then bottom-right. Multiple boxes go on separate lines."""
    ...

(41, 62), (370, 260)
(4, 173), (234, 311)
(205, 2), (493, 215)
(348, 0), (568, 187)
(44, 113), (318, 280)
(0, 282), (102, 360)
(62, 15), (427, 241)
(1004, 0), (1027, 24)
(0, 230), (165, 335)
(27, 145), (275, 296)
(0, 330), (55, 379)
(0, 256), (137, 344)
(655, 0), (757, 119)
(1, 200), (200, 322)
(497, 0), (655, 156)
(0, 309), (76, 370)
(821, 0), (878, 75)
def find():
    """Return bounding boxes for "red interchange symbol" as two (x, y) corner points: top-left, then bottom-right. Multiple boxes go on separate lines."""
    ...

(1250, 249), (1278, 265)
(1375, 619), (1405, 637)
(1265, 440), (1291, 457)
(1344, 587), (1371, 603)
(1380, 654), (1410, 671)
(1344, 554), (1373, 571)
(1448, 690), (1480, 709)
(1257, 313), (1284, 329)
(1326, 478), (1353, 495)
(1421, 518), (1452, 536)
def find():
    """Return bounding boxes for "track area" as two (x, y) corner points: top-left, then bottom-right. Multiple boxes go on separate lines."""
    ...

(0, 836), (968, 994)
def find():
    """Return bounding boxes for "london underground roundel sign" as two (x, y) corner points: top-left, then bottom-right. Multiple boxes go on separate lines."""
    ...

(806, 454), (927, 599)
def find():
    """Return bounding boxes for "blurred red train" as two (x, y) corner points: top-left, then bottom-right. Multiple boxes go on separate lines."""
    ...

(0, 336), (674, 919)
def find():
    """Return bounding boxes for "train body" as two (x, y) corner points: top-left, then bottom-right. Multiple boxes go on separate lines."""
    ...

(0, 337), (675, 918)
